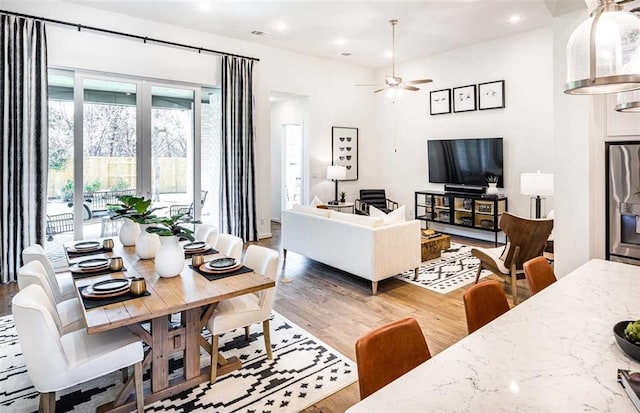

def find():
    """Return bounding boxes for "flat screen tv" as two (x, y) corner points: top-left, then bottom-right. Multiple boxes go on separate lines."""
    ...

(428, 137), (504, 187)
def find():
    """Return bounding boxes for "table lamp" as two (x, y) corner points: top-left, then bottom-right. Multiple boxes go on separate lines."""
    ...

(520, 171), (553, 218)
(327, 165), (347, 205)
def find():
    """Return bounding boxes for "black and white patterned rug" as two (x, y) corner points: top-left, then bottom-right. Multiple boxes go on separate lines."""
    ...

(0, 311), (356, 412)
(396, 243), (491, 294)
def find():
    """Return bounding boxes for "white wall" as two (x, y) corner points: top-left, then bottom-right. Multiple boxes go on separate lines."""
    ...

(371, 28), (555, 242)
(4, 0), (376, 239)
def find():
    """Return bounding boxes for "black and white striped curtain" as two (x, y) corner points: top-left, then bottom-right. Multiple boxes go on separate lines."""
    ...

(0, 15), (48, 283)
(220, 56), (257, 241)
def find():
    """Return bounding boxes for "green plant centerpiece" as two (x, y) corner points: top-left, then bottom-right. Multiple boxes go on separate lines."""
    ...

(486, 175), (499, 184)
(145, 214), (196, 242)
(108, 195), (163, 224)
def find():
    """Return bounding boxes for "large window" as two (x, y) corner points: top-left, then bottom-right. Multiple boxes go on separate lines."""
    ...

(46, 70), (220, 251)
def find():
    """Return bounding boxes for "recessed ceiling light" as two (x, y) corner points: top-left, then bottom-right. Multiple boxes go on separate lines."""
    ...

(384, 50), (393, 59)
(341, 52), (352, 57)
(196, 0), (212, 12)
(509, 14), (521, 24)
(334, 38), (346, 46)
(251, 30), (267, 36)
(275, 21), (288, 32)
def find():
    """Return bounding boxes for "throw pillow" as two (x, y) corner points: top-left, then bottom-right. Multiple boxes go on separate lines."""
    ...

(329, 211), (384, 228)
(310, 196), (325, 207)
(370, 205), (406, 225)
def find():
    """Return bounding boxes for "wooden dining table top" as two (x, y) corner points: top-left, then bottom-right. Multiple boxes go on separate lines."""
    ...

(66, 239), (276, 334)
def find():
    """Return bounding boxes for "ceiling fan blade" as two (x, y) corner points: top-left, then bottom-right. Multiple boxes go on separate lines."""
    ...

(373, 87), (388, 93)
(405, 79), (433, 85)
(400, 85), (420, 91)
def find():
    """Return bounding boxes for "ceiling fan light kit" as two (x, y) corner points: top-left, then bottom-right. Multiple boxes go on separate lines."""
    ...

(565, 0), (640, 95)
(356, 19), (432, 94)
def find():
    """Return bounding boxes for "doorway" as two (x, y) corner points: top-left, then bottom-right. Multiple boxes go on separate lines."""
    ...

(282, 124), (303, 210)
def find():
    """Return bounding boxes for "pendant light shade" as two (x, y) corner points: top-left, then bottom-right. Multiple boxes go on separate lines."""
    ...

(616, 88), (640, 111)
(565, 1), (640, 95)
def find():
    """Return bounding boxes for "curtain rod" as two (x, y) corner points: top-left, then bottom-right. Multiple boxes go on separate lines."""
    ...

(0, 9), (260, 62)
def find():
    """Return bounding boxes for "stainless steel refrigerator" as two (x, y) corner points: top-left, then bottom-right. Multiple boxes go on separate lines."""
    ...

(606, 141), (640, 264)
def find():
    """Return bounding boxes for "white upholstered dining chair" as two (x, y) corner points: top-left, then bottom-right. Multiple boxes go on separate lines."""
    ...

(206, 245), (279, 383)
(12, 284), (145, 413)
(214, 233), (243, 261)
(195, 223), (219, 246)
(17, 260), (84, 334)
(22, 243), (76, 302)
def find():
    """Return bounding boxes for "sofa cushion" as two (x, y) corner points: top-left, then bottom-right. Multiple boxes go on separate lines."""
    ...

(292, 203), (331, 218)
(329, 211), (384, 228)
(370, 205), (406, 225)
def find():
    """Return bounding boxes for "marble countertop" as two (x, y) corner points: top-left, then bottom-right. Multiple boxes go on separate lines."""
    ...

(347, 259), (640, 412)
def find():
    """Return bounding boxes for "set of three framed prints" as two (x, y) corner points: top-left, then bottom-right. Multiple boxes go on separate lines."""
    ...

(430, 80), (505, 115)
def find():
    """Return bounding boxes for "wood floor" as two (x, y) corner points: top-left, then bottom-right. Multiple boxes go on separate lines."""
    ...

(0, 223), (532, 412)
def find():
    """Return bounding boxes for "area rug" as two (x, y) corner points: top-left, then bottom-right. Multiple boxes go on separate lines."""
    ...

(0, 311), (356, 412)
(396, 242), (491, 294)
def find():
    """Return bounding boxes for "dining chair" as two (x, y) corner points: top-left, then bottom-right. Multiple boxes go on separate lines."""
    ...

(471, 212), (553, 305)
(355, 317), (431, 400)
(206, 245), (279, 383)
(463, 280), (510, 334)
(195, 223), (219, 246)
(17, 261), (85, 334)
(22, 244), (76, 302)
(523, 256), (557, 295)
(214, 233), (243, 260)
(13, 284), (145, 413)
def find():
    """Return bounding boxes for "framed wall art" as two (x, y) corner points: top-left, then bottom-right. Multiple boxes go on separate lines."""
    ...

(478, 80), (505, 110)
(331, 126), (358, 181)
(452, 84), (477, 113)
(430, 89), (451, 115)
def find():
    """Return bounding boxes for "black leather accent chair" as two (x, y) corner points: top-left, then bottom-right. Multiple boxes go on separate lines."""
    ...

(355, 189), (398, 215)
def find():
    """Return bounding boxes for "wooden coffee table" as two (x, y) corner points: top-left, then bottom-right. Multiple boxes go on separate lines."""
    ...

(420, 233), (451, 262)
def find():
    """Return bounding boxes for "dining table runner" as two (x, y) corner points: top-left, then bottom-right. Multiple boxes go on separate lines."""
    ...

(189, 264), (253, 281)
(66, 246), (113, 259)
(78, 287), (150, 310)
(71, 267), (128, 279)
(184, 247), (218, 259)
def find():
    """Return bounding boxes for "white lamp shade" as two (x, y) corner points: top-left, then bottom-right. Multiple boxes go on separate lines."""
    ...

(565, 6), (640, 94)
(327, 165), (347, 180)
(521, 172), (554, 196)
(616, 89), (640, 112)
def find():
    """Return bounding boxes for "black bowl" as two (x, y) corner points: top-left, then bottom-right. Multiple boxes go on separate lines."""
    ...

(614, 321), (640, 362)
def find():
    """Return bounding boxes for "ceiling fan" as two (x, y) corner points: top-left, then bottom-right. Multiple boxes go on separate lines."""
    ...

(356, 19), (432, 93)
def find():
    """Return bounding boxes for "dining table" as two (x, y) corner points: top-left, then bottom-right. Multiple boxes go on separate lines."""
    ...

(346, 259), (640, 412)
(65, 237), (275, 413)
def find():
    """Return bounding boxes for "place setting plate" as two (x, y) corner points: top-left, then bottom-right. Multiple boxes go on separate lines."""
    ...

(183, 241), (210, 254)
(67, 241), (101, 253)
(81, 278), (132, 299)
(199, 257), (243, 274)
(70, 257), (110, 273)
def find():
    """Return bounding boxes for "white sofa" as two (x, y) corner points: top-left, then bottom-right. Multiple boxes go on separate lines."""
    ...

(281, 205), (421, 294)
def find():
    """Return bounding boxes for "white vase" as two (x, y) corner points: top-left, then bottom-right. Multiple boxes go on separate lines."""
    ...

(119, 218), (140, 247)
(486, 183), (499, 195)
(135, 224), (161, 259)
(155, 236), (185, 278)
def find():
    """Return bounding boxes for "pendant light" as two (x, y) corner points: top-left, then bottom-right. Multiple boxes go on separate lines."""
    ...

(615, 8), (640, 111)
(565, 0), (640, 95)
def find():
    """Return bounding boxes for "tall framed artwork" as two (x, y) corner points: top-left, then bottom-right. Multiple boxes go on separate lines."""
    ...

(478, 80), (505, 110)
(331, 127), (358, 180)
(452, 84), (477, 113)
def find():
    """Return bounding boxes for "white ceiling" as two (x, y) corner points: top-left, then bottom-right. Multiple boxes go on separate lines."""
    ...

(64, 0), (586, 68)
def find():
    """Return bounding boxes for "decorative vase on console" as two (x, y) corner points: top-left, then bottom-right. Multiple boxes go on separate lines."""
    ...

(486, 176), (499, 195)
(135, 223), (161, 259)
(145, 214), (197, 278)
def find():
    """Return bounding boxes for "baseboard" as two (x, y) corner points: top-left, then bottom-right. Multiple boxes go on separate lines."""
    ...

(258, 232), (273, 240)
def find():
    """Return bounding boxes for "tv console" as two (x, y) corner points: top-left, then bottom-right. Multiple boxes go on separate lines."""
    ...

(415, 190), (508, 246)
